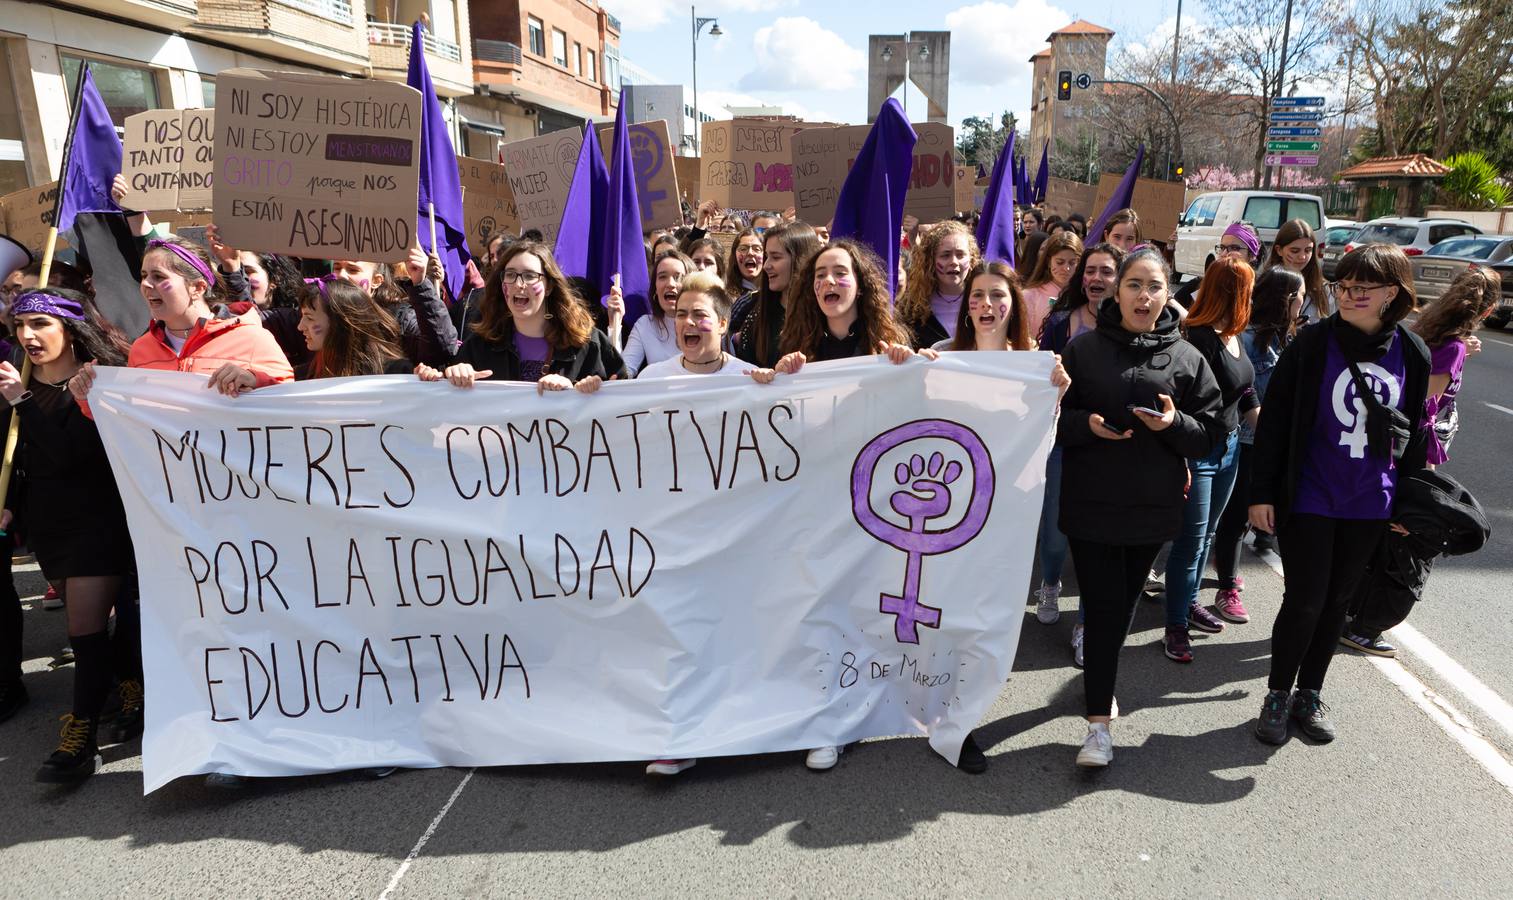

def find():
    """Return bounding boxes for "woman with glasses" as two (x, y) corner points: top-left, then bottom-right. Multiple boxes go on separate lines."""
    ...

(1057, 246), (1223, 767)
(420, 241), (627, 391)
(1263, 219), (1328, 322)
(1174, 222), (1260, 309)
(1249, 244), (1431, 745)
(1020, 231), (1084, 342)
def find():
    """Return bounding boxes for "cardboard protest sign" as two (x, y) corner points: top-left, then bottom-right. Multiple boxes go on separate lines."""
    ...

(0, 181), (61, 250)
(456, 156), (520, 245)
(954, 165), (974, 213)
(673, 156), (700, 205)
(1042, 176), (1096, 222)
(212, 69), (422, 263)
(500, 129), (582, 244)
(1093, 174), (1188, 243)
(700, 119), (803, 212)
(596, 119), (682, 228)
(121, 109), (215, 212)
(790, 122), (955, 225)
(90, 355), (1057, 790)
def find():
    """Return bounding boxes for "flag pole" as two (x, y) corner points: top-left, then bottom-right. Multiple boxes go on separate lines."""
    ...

(427, 201), (438, 257)
(0, 65), (90, 531)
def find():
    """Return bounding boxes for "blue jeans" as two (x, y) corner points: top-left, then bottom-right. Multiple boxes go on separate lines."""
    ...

(1164, 430), (1240, 627)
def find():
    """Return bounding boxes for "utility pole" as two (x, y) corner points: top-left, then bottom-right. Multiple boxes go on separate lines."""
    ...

(1262, 0), (1296, 190)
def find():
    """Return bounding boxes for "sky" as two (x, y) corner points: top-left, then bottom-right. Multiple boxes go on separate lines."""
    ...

(610, 0), (1203, 131)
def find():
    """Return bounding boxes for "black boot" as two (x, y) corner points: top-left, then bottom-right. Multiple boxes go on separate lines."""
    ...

(107, 679), (144, 744)
(36, 714), (100, 783)
(0, 679), (28, 724)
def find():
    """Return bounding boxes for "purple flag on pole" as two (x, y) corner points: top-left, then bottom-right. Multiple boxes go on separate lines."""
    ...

(407, 20), (472, 302)
(56, 66), (122, 235)
(1089, 144), (1145, 245)
(1033, 141), (1049, 204)
(554, 122), (609, 284)
(602, 97), (651, 328)
(1014, 155), (1027, 206)
(831, 98), (917, 298)
(975, 133), (1016, 267)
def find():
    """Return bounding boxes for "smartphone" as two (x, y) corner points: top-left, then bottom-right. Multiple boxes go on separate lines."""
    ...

(1128, 404), (1162, 418)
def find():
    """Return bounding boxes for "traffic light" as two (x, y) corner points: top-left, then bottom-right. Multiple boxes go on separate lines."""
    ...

(1174, 162), (1185, 179)
(1057, 70), (1072, 100)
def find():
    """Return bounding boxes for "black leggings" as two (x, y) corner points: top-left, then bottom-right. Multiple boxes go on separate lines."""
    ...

(1070, 537), (1162, 718)
(1212, 442), (1254, 589)
(1269, 514), (1386, 692)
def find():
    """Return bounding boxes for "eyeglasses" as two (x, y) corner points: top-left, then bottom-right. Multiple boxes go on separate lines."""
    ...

(500, 271), (544, 286)
(1214, 243), (1250, 256)
(1327, 282), (1393, 300)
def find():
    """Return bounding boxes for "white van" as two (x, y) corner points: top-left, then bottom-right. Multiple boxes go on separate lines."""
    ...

(1174, 190), (1326, 278)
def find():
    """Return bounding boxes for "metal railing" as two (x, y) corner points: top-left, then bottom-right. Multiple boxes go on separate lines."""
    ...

(279, 0), (354, 23)
(367, 21), (463, 63)
(474, 39), (523, 65)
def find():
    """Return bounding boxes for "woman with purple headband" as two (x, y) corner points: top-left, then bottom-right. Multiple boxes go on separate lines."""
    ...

(0, 287), (135, 783)
(1173, 221), (1261, 311)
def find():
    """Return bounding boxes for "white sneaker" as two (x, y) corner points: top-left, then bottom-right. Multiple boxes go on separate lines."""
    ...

(1071, 623), (1085, 668)
(805, 745), (841, 771)
(1076, 723), (1113, 767)
(1035, 583), (1062, 624)
(1144, 569), (1164, 591)
(646, 758), (697, 776)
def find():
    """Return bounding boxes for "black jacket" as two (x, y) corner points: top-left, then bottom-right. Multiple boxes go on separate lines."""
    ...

(1057, 301), (1225, 545)
(909, 314), (949, 351)
(456, 326), (628, 383)
(1249, 317), (1431, 530)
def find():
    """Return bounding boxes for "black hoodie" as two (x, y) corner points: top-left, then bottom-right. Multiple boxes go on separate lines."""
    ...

(1056, 299), (1226, 545)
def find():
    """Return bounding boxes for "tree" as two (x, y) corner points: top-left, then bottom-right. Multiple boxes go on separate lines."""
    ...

(1440, 153), (1512, 209)
(956, 112), (1022, 170)
(1200, 0), (1342, 186)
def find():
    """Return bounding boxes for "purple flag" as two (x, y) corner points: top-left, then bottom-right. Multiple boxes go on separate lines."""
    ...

(1013, 155), (1027, 206)
(975, 133), (1016, 267)
(832, 98), (917, 297)
(554, 122), (609, 283)
(1089, 144), (1146, 246)
(56, 66), (122, 236)
(407, 20), (472, 302)
(602, 97), (651, 328)
(1033, 141), (1049, 204)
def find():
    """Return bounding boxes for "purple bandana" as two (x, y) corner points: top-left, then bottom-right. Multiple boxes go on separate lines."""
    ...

(302, 273), (341, 299)
(10, 290), (85, 321)
(147, 239), (217, 287)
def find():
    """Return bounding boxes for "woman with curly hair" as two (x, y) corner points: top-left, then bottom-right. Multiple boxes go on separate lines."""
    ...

(419, 241), (626, 392)
(894, 221), (979, 349)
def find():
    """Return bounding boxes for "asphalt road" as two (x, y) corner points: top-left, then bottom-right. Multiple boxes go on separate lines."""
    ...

(2, 333), (1512, 897)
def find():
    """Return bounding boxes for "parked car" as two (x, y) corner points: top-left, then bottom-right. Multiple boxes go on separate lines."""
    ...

(1488, 261), (1513, 329)
(1345, 217), (1482, 258)
(1410, 235), (1513, 302)
(1321, 220), (1361, 279)
(1174, 190), (1325, 278)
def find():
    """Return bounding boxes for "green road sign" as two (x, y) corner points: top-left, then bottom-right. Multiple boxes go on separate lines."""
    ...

(1266, 140), (1322, 152)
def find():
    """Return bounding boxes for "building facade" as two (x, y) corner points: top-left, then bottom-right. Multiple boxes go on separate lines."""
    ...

(1026, 19), (1113, 172)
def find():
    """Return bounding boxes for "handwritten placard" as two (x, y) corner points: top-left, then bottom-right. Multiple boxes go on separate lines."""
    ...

(121, 109), (216, 212)
(954, 166), (974, 214)
(457, 156), (520, 245)
(596, 119), (681, 228)
(500, 129), (582, 243)
(673, 156), (700, 206)
(0, 181), (61, 249)
(790, 122), (956, 225)
(212, 69), (422, 263)
(700, 119), (803, 212)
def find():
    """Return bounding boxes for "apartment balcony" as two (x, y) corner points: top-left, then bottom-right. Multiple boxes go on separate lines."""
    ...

(368, 21), (473, 98)
(193, 0), (369, 73)
(90, 0), (198, 31)
(473, 37), (608, 121)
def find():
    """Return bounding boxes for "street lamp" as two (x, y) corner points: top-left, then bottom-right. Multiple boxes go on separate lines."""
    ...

(877, 36), (930, 117)
(691, 6), (723, 155)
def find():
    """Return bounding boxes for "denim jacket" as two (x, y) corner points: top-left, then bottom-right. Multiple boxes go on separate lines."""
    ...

(1238, 326), (1284, 444)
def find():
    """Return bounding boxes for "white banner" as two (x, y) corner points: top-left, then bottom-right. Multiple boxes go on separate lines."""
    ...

(89, 355), (1056, 792)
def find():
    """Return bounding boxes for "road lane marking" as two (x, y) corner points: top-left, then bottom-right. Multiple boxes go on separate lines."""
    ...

(1483, 336), (1513, 349)
(1248, 538), (1513, 794)
(1485, 402), (1513, 417)
(378, 767), (475, 900)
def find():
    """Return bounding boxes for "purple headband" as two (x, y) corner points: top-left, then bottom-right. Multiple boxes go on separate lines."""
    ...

(147, 239), (218, 287)
(10, 290), (85, 321)
(1223, 222), (1261, 258)
(302, 273), (341, 299)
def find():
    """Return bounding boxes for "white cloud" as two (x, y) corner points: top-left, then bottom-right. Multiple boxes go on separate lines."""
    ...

(610, 0), (797, 32)
(737, 17), (867, 92)
(944, 0), (1073, 87)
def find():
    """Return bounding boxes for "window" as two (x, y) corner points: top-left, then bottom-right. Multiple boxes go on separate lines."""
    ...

(552, 29), (568, 67)
(603, 45), (621, 90)
(200, 77), (216, 109)
(585, 49), (597, 82)
(573, 42), (582, 74)
(1184, 196), (1220, 227)
(1428, 224), (1479, 245)
(0, 42), (27, 194)
(528, 17), (545, 56)
(1429, 238), (1499, 259)
(1357, 223), (1420, 245)
(1241, 197), (1322, 231)
(61, 54), (160, 127)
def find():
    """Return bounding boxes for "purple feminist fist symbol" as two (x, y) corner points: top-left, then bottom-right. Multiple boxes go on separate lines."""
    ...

(851, 420), (996, 643)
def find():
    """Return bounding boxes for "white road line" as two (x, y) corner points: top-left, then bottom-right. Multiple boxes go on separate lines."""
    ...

(1482, 336), (1513, 349)
(1485, 402), (1513, 417)
(377, 767), (475, 900)
(1247, 538), (1513, 794)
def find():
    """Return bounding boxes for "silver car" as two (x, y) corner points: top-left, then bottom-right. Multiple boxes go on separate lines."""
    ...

(1347, 217), (1482, 258)
(1410, 235), (1513, 303)
(1321, 222), (1360, 279)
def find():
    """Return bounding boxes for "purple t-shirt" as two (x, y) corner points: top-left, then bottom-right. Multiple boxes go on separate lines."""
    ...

(1294, 332), (1407, 520)
(930, 291), (961, 340)
(513, 332), (550, 382)
(1425, 339), (1466, 465)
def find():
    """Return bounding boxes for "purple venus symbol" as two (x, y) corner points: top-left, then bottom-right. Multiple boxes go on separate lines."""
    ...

(850, 419), (996, 643)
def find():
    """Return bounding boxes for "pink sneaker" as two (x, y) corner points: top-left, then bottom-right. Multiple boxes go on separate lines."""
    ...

(646, 759), (696, 776)
(1214, 588), (1250, 624)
